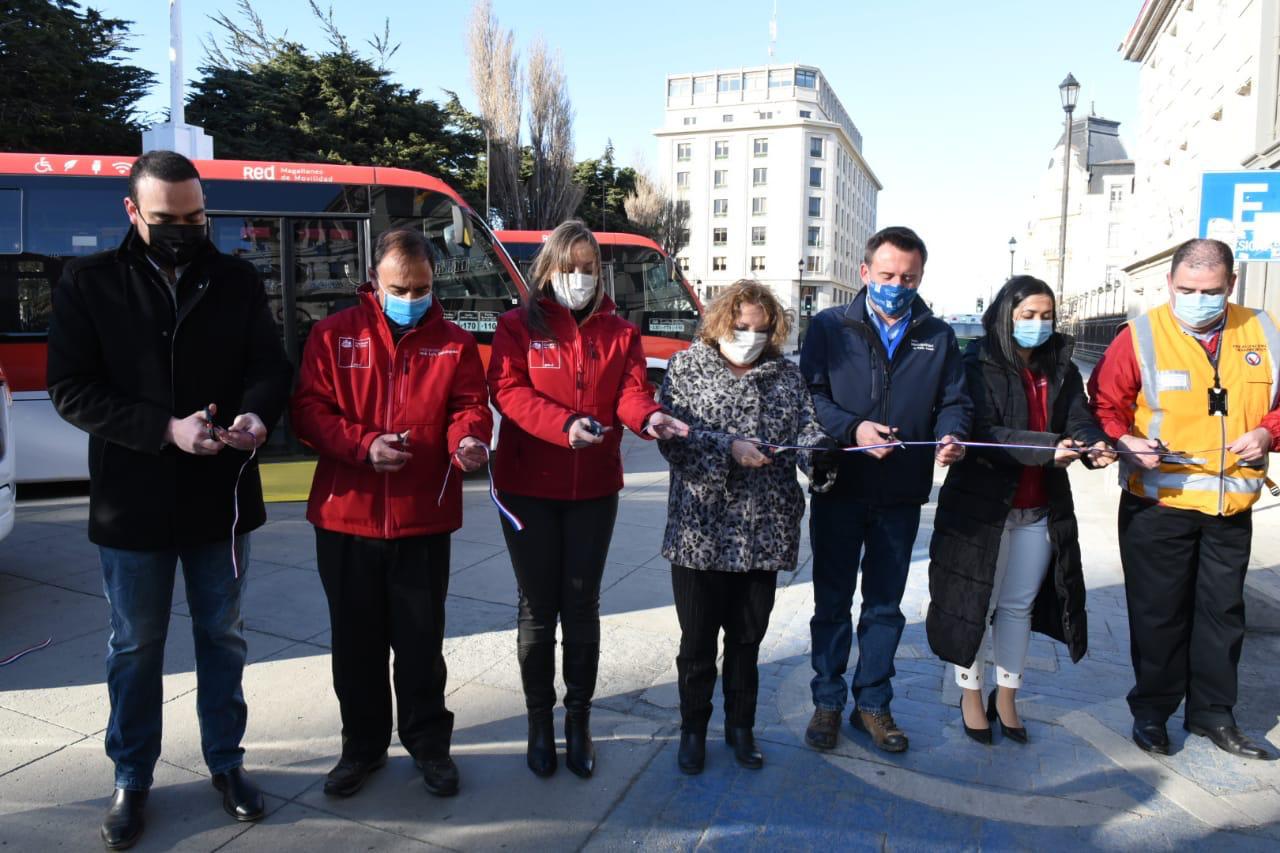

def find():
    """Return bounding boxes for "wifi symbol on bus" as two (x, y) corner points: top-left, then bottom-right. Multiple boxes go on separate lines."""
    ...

(111, 162), (132, 175)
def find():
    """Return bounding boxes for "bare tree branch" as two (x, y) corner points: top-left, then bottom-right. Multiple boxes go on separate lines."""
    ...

(467, 0), (524, 227)
(526, 38), (581, 229)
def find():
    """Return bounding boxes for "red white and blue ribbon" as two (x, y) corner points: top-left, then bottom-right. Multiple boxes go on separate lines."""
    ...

(437, 445), (525, 533)
(1, 637), (51, 667)
(231, 447), (255, 580)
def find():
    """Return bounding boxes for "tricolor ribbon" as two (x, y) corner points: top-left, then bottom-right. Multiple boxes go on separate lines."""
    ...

(437, 445), (525, 533)
(1, 637), (52, 667)
(231, 447), (256, 580)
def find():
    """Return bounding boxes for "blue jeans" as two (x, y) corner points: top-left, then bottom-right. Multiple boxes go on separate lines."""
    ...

(100, 537), (250, 791)
(809, 494), (920, 714)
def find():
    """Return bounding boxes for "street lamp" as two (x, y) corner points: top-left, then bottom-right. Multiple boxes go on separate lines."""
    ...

(1008, 236), (1017, 279)
(798, 258), (805, 298)
(1056, 73), (1080, 301)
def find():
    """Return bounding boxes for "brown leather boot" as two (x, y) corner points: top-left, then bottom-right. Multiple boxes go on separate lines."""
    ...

(804, 707), (842, 750)
(850, 708), (908, 753)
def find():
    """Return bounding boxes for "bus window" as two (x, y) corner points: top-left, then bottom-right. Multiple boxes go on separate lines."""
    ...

(25, 177), (129, 258)
(292, 217), (363, 352)
(610, 245), (699, 341)
(210, 216), (286, 357)
(373, 187), (519, 344)
(0, 189), (20, 254)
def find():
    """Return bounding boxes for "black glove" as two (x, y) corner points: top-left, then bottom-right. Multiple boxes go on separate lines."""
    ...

(811, 434), (843, 480)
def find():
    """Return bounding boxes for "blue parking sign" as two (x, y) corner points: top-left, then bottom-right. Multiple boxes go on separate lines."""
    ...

(1199, 171), (1280, 261)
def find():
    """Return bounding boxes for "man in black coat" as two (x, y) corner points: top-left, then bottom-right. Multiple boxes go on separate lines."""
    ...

(47, 150), (292, 850)
(800, 226), (972, 754)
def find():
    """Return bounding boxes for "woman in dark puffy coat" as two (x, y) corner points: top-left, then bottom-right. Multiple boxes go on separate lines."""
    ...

(658, 279), (836, 775)
(926, 276), (1114, 744)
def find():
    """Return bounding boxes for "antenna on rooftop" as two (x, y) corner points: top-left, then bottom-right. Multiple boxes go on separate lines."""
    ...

(768, 0), (778, 59)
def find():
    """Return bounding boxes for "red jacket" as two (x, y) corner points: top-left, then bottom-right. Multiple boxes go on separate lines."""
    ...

(292, 285), (492, 538)
(488, 296), (661, 500)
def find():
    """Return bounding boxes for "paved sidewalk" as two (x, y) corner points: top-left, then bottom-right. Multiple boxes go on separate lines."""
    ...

(2, 433), (1279, 851)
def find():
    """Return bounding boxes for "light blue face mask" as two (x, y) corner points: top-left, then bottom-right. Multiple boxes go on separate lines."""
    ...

(1012, 319), (1053, 349)
(1173, 291), (1227, 328)
(382, 290), (433, 326)
(867, 282), (914, 318)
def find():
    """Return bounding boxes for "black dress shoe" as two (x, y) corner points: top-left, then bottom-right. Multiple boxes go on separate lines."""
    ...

(565, 712), (596, 779)
(527, 713), (557, 778)
(1186, 722), (1272, 760)
(958, 694), (991, 745)
(323, 752), (387, 798)
(987, 689), (1027, 744)
(415, 756), (460, 797)
(725, 727), (764, 770)
(677, 729), (706, 775)
(100, 787), (147, 850)
(211, 767), (265, 822)
(1132, 720), (1170, 755)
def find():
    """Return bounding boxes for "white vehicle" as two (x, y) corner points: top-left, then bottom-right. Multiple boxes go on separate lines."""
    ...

(0, 363), (15, 541)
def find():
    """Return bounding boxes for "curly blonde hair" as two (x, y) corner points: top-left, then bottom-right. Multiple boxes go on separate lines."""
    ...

(698, 279), (792, 358)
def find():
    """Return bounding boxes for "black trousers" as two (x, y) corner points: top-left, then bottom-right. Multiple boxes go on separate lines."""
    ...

(1117, 492), (1252, 728)
(498, 491), (619, 716)
(315, 528), (454, 761)
(671, 564), (778, 732)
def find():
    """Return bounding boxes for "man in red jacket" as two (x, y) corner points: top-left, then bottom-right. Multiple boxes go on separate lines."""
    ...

(292, 228), (492, 798)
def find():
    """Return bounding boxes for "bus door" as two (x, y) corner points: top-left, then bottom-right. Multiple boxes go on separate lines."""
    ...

(209, 214), (367, 454)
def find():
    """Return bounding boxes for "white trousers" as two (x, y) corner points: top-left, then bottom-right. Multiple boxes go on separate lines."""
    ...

(954, 509), (1052, 691)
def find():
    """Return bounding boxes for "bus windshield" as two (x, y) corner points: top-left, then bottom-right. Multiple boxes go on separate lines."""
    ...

(608, 243), (699, 341)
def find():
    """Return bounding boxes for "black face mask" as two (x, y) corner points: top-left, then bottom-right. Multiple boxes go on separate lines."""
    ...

(143, 221), (209, 266)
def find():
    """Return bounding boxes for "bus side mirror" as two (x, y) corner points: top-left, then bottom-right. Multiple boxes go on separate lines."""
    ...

(449, 205), (472, 249)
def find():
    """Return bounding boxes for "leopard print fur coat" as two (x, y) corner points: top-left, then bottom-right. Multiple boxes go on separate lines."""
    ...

(657, 340), (833, 573)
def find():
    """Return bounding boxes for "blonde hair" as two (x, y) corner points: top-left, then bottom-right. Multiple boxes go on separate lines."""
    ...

(525, 220), (604, 336)
(698, 279), (792, 358)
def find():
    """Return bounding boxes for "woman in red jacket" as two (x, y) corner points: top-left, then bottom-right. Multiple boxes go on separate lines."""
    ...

(488, 220), (688, 780)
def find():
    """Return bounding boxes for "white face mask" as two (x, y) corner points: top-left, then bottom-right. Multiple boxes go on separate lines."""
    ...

(719, 330), (768, 366)
(551, 271), (597, 310)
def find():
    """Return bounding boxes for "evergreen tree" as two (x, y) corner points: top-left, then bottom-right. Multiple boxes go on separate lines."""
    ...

(0, 0), (155, 153)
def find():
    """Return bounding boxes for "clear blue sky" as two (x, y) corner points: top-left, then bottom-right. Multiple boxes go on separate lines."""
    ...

(97, 0), (1143, 312)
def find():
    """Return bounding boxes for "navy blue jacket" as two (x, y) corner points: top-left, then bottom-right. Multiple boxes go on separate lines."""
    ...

(800, 290), (972, 505)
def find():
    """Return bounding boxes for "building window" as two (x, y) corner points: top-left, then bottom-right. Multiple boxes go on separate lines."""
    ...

(796, 69), (817, 88)
(752, 196), (767, 216)
(675, 200), (691, 217)
(808, 226), (822, 248)
(753, 138), (769, 157)
(809, 167), (823, 188)
(678, 256), (690, 270)
(806, 256), (824, 273)
(713, 227), (728, 246)
(722, 114), (734, 123)
(799, 109), (812, 118)
(808, 196), (822, 217)
(768, 70), (793, 88)
(1109, 185), (1124, 211)
(717, 75), (742, 92)
(1107, 222), (1121, 248)
(677, 143), (692, 161)
(676, 171), (689, 188)
(693, 76), (713, 94)
(751, 226), (767, 245)
(751, 256), (766, 271)
(682, 116), (697, 126)
(713, 170), (728, 188)
(714, 140), (729, 159)
(756, 111), (773, 120)
(752, 167), (767, 186)
(810, 136), (825, 158)
(713, 199), (728, 217)
(678, 227), (691, 245)
(712, 257), (727, 271)
(667, 78), (691, 98)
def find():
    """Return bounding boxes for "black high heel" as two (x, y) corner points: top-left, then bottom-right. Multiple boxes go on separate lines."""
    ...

(987, 688), (1028, 744)
(959, 692), (991, 744)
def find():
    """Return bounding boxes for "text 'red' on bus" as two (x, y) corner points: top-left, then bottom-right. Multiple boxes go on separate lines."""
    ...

(495, 230), (703, 386)
(0, 152), (523, 483)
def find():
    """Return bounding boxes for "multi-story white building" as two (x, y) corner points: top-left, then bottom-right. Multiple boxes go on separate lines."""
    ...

(655, 64), (880, 337)
(1019, 113), (1135, 319)
(1121, 0), (1280, 314)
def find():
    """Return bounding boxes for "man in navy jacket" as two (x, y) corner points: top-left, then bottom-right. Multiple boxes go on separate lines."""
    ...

(800, 226), (972, 753)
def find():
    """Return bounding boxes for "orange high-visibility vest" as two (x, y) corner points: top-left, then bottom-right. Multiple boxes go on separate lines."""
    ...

(1124, 303), (1280, 516)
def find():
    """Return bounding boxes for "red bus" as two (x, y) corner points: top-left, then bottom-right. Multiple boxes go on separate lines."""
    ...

(495, 230), (702, 386)
(0, 152), (524, 482)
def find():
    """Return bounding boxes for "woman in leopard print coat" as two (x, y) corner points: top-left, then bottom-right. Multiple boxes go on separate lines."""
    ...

(657, 279), (835, 776)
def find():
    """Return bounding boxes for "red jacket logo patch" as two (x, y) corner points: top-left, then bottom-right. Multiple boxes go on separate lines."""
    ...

(529, 340), (561, 369)
(337, 336), (371, 368)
